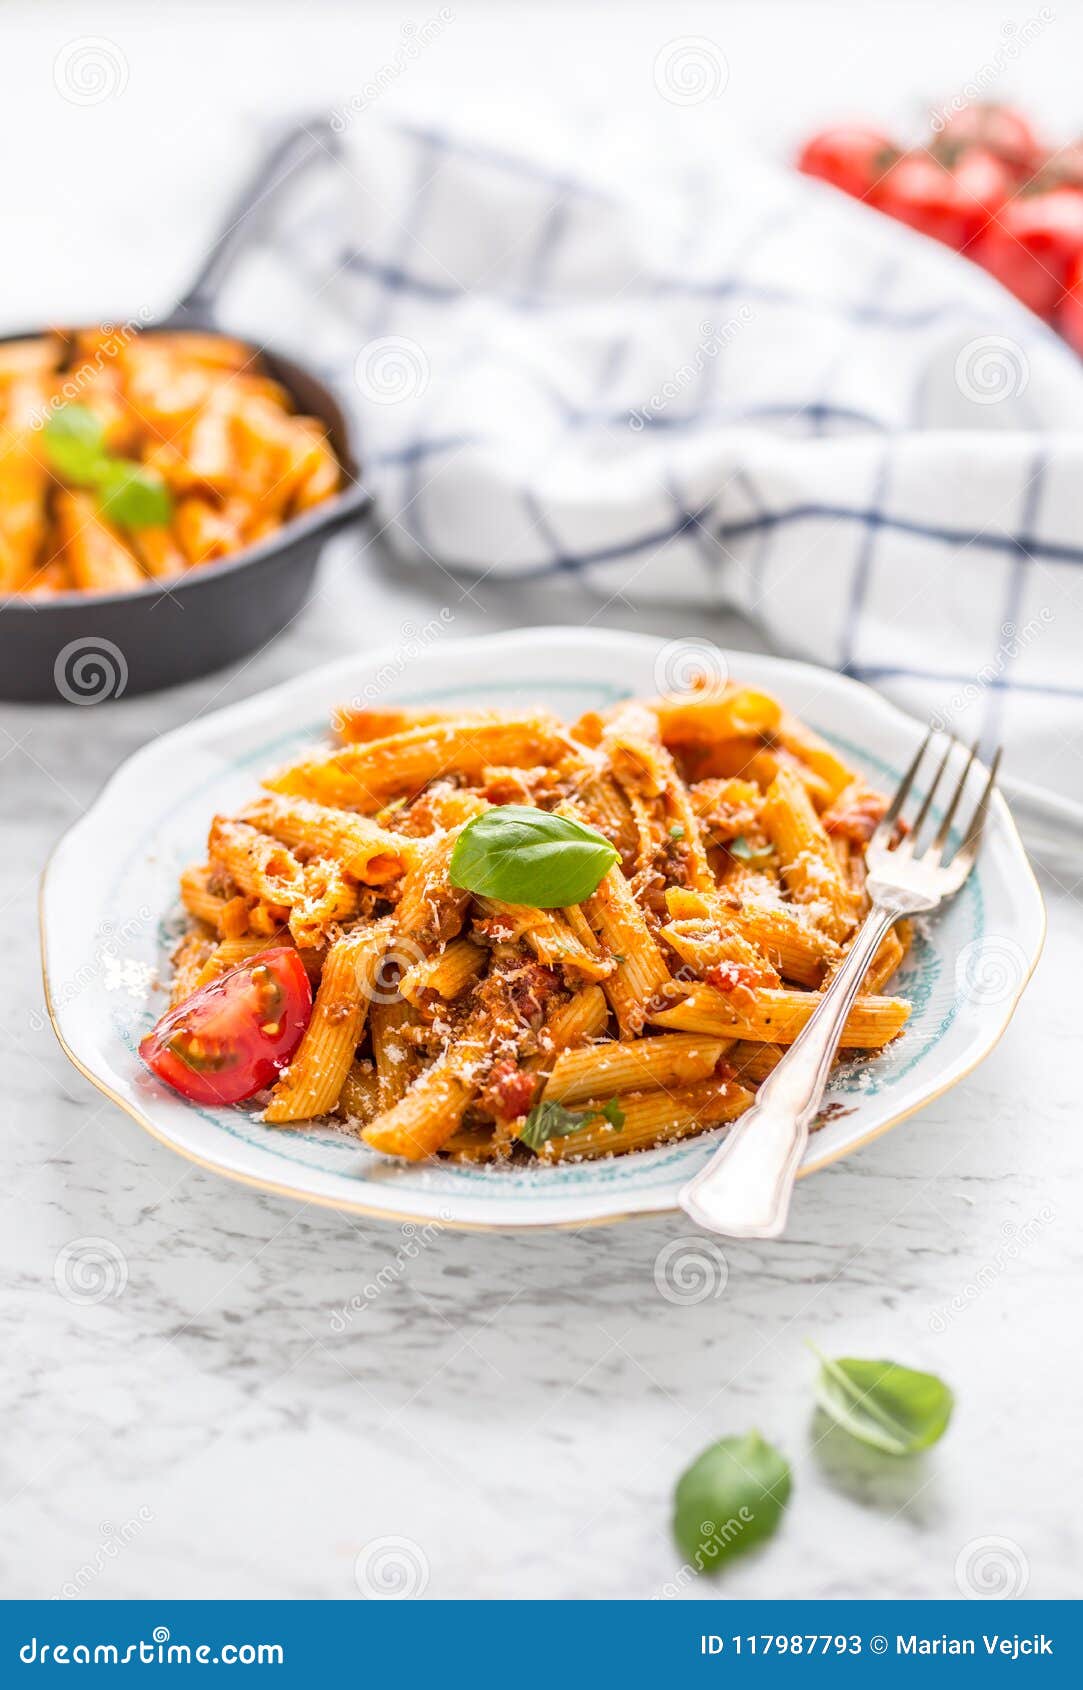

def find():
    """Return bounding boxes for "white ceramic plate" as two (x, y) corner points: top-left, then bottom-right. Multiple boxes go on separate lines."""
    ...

(41, 629), (1045, 1231)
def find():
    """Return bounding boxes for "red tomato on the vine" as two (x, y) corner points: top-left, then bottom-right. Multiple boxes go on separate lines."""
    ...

(139, 947), (313, 1106)
(1058, 250), (1083, 356)
(934, 102), (1042, 175)
(875, 149), (1012, 250)
(797, 126), (898, 200)
(975, 188), (1083, 318)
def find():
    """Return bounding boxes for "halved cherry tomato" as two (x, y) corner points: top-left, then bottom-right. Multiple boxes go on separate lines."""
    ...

(1058, 250), (1083, 356)
(875, 148), (1011, 250)
(974, 188), (1083, 317)
(935, 102), (1042, 176)
(797, 125), (898, 200)
(139, 947), (312, 1105)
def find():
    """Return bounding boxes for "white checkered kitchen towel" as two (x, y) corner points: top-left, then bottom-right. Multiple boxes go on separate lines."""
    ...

(222, 113), (1083, 848)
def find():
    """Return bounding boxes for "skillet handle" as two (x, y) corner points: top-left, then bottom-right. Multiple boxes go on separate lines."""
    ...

(170, 117), (342, 324)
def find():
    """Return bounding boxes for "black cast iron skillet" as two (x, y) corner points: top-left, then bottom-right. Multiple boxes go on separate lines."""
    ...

(0, 118), (370, 703)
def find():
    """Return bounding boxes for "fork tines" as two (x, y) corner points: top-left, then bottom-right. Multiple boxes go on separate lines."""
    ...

(873, 730), (1002, 875)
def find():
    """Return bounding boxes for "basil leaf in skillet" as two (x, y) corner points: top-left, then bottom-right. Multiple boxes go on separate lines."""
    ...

(673, 1432), (792, 1570)
(43, 402), (175, 531)
(811, 1347), (954, 1455)
(449, 805), (618, 907)
(518, 1095), (625, 1152)
(97, 461), (173, 531)
(43, 404), (109, 485)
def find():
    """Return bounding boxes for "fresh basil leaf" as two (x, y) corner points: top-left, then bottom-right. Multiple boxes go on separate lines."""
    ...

(519, 1098), (592, 1151)
(518, 1096), (624, 1152)
(449, 805), (618, 907)
(599, 1097), (625, 1130)
(97, 461), (174, 531)
(673, 1432), (791, 1571)
(43, 403), (108, 485)
(812, 1348), (954, 1455)
(729, 835), (774, 865)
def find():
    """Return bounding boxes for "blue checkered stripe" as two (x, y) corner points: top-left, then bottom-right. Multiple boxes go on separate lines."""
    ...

(238, 116), (1083, 796)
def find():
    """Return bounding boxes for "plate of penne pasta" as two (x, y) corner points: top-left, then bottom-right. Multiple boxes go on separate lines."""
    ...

(41, 629), (1044, 1230)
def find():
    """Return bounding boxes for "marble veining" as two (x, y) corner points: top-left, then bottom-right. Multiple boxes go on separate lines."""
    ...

(5, 551), (1079, 1600)
(4, 3), (1082, 1600)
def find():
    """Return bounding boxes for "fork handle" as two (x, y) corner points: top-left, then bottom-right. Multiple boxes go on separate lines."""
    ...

(678, 905), (898, 1239)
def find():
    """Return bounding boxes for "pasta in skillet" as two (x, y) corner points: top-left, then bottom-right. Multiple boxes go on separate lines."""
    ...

(0, 328), (340, 596)
(138, 679), (912, 1163)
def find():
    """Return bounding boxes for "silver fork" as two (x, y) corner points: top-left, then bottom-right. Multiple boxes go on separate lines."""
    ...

(678, 733), (1002, 1240)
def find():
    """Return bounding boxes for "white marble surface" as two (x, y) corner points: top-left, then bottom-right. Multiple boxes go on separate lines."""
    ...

(3, 0), (1082, 1602)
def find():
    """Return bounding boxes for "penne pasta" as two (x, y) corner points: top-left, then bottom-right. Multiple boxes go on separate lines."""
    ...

(265, 922), (390, 1122)
(361, 1061), (475, 1161)
(399, 937), (487, 1006)
(583, 866), (671, 1035)
(650, 982), (910, 1048)
(148, 679), (915, 1166)
(536, 1078), (754, 1161)
(265, 718), (576, 812)
(1, 327), (342, 601)
(761, 767), (856, 940)
(208, 817), (304, 908)
(542, 1033), (733, 1103)
(238, 792), (414, 885)
(369, 996), (422, 1109)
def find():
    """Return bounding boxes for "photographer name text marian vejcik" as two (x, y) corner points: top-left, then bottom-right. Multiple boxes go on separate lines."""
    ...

(898, 1635), (1053, 1658)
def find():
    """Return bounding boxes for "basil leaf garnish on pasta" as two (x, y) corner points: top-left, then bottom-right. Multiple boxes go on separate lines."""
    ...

(98, 461), (173, 530)
(43, 401), (174, 530)
(43, 404), (109, 485)
(729, 835), (774, 866)
(518, 1095), (625, 1152)
(449, 805), (618, 907)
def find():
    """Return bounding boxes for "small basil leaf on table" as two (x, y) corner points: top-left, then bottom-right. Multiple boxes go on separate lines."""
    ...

(97, 461), (174, 531)
(812, 1349), (954, 1455)
(518, 1096), (624, 1152)
(673, 1432), (792, 1570)
(449, 805), (618, 907)
(42, 404), (109, 485)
